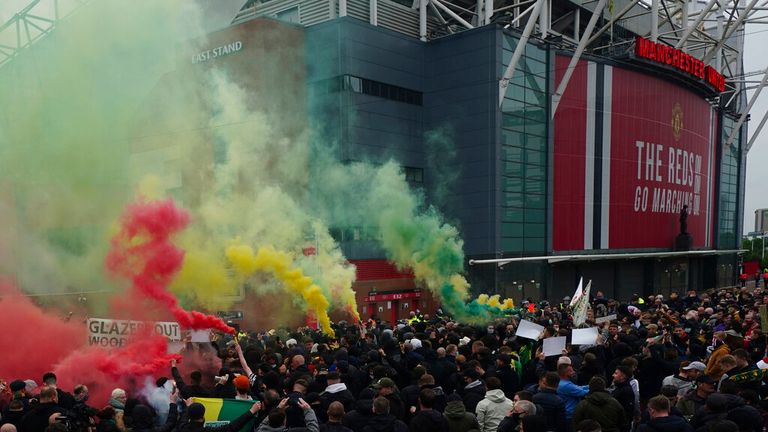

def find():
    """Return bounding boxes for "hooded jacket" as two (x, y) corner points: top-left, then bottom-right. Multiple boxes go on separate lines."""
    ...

(360, 414), (408, 432)
(474, 390), (512, 432)
(408, 409), (448, 432)
(320, 383), (356, 422)
(636, 415), (695, 432)
(572, 391), (627, 432)
(461, 381), (486, 415)
(442, 400), (479, 432)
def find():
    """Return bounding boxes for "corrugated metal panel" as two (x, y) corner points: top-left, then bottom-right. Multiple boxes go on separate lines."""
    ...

(233, 0), (301, 24)
(347, 0), (370, 23)
(300, 0), (332, 26)
(377, 1), (419, 38)
(350, 259), (414, 281)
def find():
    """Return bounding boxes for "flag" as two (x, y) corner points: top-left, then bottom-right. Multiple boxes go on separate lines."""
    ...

(572, 280), (592, 327)
(569, 278), (584, 307)
(191, 398), (257, 432)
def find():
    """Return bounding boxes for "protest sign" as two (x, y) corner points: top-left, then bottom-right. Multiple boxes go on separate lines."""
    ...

(515, 319), (545, 340)
(572, 327), (599, 345)
(543, 336), (567, 356)
(87, 318), (181, 348)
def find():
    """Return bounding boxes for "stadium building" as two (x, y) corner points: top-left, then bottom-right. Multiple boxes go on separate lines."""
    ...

(2, 0), (761, 321)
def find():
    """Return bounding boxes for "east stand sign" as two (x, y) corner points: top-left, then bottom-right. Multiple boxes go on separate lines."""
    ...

(87, 318), (181, 348)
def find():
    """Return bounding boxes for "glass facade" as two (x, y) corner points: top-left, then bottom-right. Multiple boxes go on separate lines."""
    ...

(499, 35), (548, 253)
(718, 116), (740, 248)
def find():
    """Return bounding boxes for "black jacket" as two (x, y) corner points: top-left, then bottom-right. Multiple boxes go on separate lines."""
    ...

(132, 403), (178, 432)
(611, 381), (635, 421)
(343, 399), (374, 432)
(408, 409), (448, 432)
(494, 366), (520, 399)
(320, 422), (353, 432)
(20, 402), (63, 432)
(172, 367), (211, 399)
(320, 385), (356, 422)
(637, 415), (695, 432)
(360, 414), (408, 432)
(460, 382), (486, 415)
(532, 388), (567, 432)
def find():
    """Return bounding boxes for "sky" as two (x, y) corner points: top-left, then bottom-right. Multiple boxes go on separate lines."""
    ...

(0, 0), (766, 235)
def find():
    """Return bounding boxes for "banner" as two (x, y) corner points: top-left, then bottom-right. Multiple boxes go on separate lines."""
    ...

(572, 280), (592, 326)
(193, 398), (257, 432)
(87, 318), (181, 348)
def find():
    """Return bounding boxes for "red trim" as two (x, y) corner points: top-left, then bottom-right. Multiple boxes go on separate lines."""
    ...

(350, 259), (414, 281)
(364, 291), (421, 302)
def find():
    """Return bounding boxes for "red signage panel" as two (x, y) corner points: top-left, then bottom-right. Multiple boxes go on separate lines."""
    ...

(553, 55), (717, 251)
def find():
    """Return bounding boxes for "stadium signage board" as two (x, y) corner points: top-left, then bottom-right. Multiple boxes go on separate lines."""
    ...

(634, 37), (725, 92)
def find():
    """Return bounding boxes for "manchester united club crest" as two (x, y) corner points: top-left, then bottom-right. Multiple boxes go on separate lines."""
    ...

(671, 103), (683, 142)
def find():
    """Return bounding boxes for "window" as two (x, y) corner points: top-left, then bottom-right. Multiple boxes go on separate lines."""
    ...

(311, 75), (423, 105)
(404, 167), (424, 183)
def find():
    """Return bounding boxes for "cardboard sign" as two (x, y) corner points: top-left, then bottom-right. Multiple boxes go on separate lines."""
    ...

(87, 318), (181, 348)
(543, 336), (567, 357)
(572, 327), (599, 345)
(515, 320), (545, 340)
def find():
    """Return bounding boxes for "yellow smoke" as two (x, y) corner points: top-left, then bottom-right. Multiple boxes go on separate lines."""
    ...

(226, 244), (335, 336)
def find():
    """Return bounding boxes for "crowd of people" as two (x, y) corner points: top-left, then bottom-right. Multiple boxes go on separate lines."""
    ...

(4, 285), (768, 432)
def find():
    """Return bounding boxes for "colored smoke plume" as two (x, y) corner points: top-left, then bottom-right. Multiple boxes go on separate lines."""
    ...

(55, 332), (180, 407)
(164, 75), (359, 324)
(0, 282), (85, 381)
(105, 198), (234, 334)
(366, 162), (518, 322)
(226, 244), (335, 336)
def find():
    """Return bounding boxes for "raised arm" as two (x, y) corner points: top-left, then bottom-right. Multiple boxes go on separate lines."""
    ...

(235, 342), (254, 378)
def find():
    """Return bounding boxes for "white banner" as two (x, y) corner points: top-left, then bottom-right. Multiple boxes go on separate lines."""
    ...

(87, 318), (181, 348)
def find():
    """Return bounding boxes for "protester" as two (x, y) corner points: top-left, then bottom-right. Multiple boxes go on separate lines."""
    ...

(7, 286), (768, 432)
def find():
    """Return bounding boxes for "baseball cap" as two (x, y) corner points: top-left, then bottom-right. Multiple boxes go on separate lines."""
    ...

(372, 377), (396, 390)
(724, 330), (742, 338)
(682, 361), (706, 372)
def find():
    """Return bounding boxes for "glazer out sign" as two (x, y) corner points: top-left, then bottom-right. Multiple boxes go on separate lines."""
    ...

(192, 41), (243, 64)
(635, 37), (725, 92)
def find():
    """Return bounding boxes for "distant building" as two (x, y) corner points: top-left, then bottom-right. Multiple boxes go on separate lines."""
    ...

(756, 209), (768, 233)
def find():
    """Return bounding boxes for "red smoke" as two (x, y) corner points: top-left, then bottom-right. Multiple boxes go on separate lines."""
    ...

(55, 333), (180, 407)
(105, 199), (234, 334)
(0, 282), (85, 382)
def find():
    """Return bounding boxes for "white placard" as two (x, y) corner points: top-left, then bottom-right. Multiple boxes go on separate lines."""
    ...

(190, 330), (210, 343)
(571, 327), (599, 345)
(87, 318), (181, 348)
(543, 336), (567, 357)
(515, 319), (545, 340)
(595, 314), (617, 324)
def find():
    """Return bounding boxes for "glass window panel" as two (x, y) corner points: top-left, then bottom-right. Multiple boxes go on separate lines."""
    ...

(526, 134), (546, 151)
(525, 180), (545, 194)
(503, 162), (524, 177)
(525, 193), (545, 209)
(502, 114), (526, 132)
(503, 35), (518, 51)
(502, 176), (523, 191)
(524, 237), (545, 252)
(502, 97), (525, 114)
(501, 146), (523, 162)
(502, 207), (524, 222)
(525, 149), (546, 166)
(526, 121), (547, 137)
(525, 106), (547, 123)
(501, 130), (525, 147)
(524, 57), (546, 76)
(525, 208), (545, 223)
(504, 192), (524, 207)
(526, 164), (545, 178)
(502, 237), (523, 252)
(524, 223), (545, 237)
(526, 44), (546, 62)
(502, 222), (524, 237)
